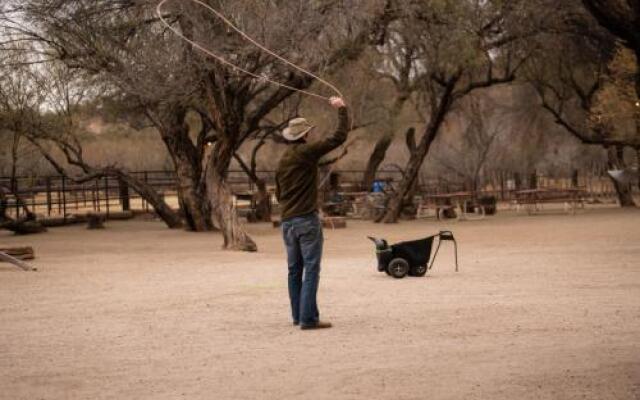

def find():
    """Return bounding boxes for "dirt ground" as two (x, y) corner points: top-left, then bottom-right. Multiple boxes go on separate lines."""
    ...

(1, 207), (639, 400)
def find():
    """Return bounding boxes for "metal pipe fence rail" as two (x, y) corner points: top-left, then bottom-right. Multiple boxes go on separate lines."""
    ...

(0, 169), (632, 222)
(0, 171), (178, 222)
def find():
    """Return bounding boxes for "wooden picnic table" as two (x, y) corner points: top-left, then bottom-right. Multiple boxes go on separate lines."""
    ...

(423, 191), (485, 221)
(514, 187), (587, 214)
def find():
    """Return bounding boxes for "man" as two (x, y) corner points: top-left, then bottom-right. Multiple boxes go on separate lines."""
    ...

(275, 96), (349, 330)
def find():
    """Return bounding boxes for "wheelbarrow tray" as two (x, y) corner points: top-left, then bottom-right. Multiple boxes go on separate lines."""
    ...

(389, 237), (435, 268)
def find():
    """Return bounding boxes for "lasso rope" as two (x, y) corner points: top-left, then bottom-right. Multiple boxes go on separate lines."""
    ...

(155, 0), (344, 101)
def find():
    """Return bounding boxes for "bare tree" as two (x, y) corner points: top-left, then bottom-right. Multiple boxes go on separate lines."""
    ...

(380, 0), (541, 223)
(185, 0), (393, 249)
(4, 0), (394, 251)
(434, 95), (503, 194)
(361, 33), (421, 191)
(0, 50), (50, 233)
(0, 46), (185, 227)
(527, 18), (638, 206)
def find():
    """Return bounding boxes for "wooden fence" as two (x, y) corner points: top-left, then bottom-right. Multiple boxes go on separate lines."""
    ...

(0, 168), (633, 221)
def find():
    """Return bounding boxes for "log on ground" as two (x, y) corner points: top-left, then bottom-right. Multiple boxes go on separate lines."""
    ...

(0, 246), (35, 260)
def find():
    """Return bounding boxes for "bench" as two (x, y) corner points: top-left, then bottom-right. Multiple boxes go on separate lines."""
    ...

(514, 189), (586, 214)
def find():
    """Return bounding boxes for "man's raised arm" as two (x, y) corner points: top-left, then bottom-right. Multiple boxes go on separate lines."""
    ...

(300, 97), (350, 159)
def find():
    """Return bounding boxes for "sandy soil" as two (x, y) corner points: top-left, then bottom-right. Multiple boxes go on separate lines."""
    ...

(1, 208), (639, 400)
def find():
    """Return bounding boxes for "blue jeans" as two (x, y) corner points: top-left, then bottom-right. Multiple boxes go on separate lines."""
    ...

(281, 212), (324, 326)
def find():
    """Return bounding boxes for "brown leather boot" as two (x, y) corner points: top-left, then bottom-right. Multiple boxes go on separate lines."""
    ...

(300, 321), (332, 330)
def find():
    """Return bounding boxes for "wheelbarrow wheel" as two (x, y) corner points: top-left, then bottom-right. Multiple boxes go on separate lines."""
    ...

(388, 258), (409, 279)
(410, 264), (427, 277)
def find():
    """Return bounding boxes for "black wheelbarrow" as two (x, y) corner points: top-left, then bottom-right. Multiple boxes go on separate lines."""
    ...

(367, 231), (459, 279)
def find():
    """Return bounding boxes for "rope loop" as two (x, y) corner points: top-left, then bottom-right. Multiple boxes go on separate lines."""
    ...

(156, 0), (344, 102)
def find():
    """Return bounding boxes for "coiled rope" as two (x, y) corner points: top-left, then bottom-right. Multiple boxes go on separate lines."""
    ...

(156, 0), (345, 101)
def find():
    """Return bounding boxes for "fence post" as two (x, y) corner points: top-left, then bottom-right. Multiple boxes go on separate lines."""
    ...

(143, 171), (149, 212)
(30, 179), (35, 214)
(118, 177), (130, 212)
(14, 177), (20, 219)
(57, 177), (62, 215)
(529, 170), (538, 189)
(62, 175), (67, 222)
(95, 179), (100, 212)
(104, 176), (110, 217)
(46, 177), (52, 216)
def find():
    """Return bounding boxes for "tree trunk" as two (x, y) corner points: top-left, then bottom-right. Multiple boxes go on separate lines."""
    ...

(118, 177), (130, 211)
(529, 170), (538, 189)
(571, 170), (579, 188)
(159, 112), (213, 231)
(207, 139), (257, 252)
(384, 144), (434, 223)
(234, 153), (272, 222)
(0, 185), (46, 235)
(115, 171), (184, 228)
(362, 134), (393, 191)
(398, 128), (420, 218)
(382, 86), (457, 223)
(635, 48), (640, 101)
(206, 168), (257, 252)
(254, 180), (272, 222)
(473, 161), (485, 195)
(10, 132), (19, 193)
(172, 155), (212, 231)
(636, 147), (640, 190)
(607, 145), (636, 207)
(362, 94), (412, 191)
(610, 172), (635, 207)
(398, 178), (420, 219)
(514, 172), (522, 190)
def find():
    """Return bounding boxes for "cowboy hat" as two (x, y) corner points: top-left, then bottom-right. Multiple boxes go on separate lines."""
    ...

(282, 117), (314, 141)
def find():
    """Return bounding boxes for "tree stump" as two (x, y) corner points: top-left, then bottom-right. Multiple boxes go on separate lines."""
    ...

(87, 213), (106, 229)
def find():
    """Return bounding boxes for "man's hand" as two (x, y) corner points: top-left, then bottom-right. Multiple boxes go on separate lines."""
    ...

(329, 96), (346, 109)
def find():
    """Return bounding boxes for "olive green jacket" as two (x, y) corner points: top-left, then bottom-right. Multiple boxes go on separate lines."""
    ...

(275, 107), (350, 221)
